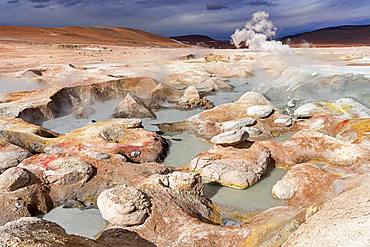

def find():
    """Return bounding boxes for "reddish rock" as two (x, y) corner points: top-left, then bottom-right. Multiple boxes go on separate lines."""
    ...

(19, 155), (94, 186)
(19, 153), (173, 205)
(260, 130), (370, 168)
(0, 138), (31, 172)
(0, 167), (30, 192)
(121, 172), (251, 246)
(272, 163), (341, 205)
(283, 179), (370, 247)
(0, 183), (52, 225)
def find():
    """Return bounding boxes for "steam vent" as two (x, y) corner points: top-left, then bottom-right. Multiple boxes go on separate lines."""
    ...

(0, 5), (370, 247)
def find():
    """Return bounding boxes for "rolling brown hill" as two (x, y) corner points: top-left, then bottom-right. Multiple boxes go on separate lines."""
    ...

(280, 25), (370, 47)
(171, 35), (234, 49)
(0, 26), (184, 47)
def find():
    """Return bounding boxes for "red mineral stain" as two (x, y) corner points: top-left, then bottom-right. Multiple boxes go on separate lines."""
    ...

(38, 154), (60, 169)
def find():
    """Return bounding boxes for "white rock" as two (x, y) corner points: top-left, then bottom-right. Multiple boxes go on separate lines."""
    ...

(181, 86), (200, 101)
(294, 103), (320, 118)
(221, 118), (256, 132)
(246, 105), (274, 118)
(237, 91), (272, 106)
(272, 179), (297, 200)
(211, 129), (249, 145)
(274, 117), (293, 127)
(154, 172), (203, 193)
(190, 146), (271, 189)
(97, 184), (150, 226)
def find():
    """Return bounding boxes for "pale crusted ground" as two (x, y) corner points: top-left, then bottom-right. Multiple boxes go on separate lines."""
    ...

(1, 41), (370, 116)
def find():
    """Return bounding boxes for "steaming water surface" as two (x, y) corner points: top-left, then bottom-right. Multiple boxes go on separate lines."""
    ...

(43, 99), (121, 133)
(0, 77), (43, 101)
(0, 77), (42, 93)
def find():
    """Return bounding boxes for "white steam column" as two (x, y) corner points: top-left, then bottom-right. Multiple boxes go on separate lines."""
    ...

(231, 11), (291, 52)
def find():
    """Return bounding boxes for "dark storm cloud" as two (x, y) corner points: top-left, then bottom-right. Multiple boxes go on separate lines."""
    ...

(206, 1), (228, 11)
(246, 0), (276, 7)
(33, 4), (49, 8)
(30, 0), (50, 2)
(58, 0), (84, 7)
(6, 0), (20, 4)
(1, 0), (370, 39)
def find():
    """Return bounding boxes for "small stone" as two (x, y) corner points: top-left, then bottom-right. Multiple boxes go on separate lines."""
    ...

(221, 118), (256, 132)
(272, 179), (297, 200)
(246, 105), (274, 118)
(294, 103), (319, 118)
(211, 129), (249, 145)
(113, 93), (155, 119)
(167, 172), (202, 193)
(274, 117), (293, 127)
(182, 54), (196, 60)
(84, 151), (111, 160)
(97, 184), (151, 226)
(238, 91), (272, 105)
(241, 127), (263, 137)
(287, 99), (298, 108)
(117, 118), (143, 128)
(63, 199), (85, 209)
(177, 86), (214, 110)
(130, 150), (141, 158)
(112, 154), (128, 162)
(0, 167), (30, 192)
(181, 86), (200, 101)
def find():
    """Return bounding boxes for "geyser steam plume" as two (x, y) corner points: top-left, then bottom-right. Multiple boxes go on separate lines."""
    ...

(231, 11), (290, 52)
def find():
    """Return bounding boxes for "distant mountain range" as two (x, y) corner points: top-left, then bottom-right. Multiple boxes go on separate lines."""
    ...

(172, 25), (370, 48)
(0, 24), (369, 48)
(170, 35), (234, 49)
(280, 25), (370, 47)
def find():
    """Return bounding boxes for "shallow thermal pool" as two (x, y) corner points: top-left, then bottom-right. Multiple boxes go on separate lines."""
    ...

(204, 168), (286, 211)
(42, 206), (107, 239)
(41, 77), (287, 238)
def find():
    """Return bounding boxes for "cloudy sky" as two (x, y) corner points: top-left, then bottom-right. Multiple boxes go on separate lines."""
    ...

(1, 0), (370, 39)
